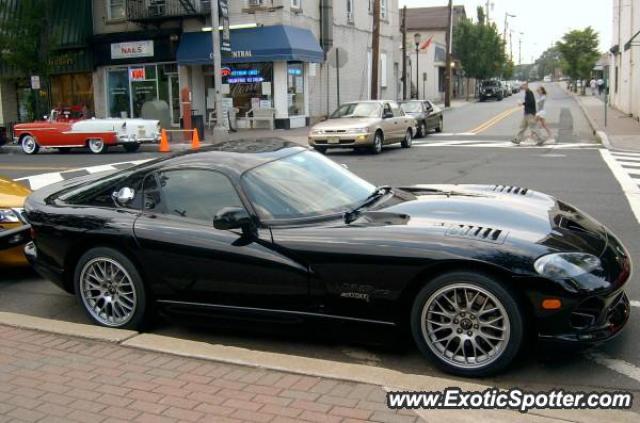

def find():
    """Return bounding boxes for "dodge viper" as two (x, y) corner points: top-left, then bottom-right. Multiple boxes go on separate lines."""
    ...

(23, 139), (631, 377)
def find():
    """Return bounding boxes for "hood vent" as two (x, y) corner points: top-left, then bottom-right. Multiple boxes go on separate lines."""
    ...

(446, 224), (506, 244)
(492, 185), (529, 195)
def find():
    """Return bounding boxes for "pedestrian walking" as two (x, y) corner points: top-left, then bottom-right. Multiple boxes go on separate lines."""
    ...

(512, 82), (545, 146)
(597, 78), (605, 95)
(535, 86), (552, 140)
(590, 78), (597, 96)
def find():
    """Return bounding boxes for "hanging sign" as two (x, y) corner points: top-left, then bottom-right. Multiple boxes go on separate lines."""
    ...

(111, 40), (154, 60)
(219, 0), (231, 54)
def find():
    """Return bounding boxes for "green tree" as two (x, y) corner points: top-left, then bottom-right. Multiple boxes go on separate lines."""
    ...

(534, 46), (563, 80)
(453, 6), (507, 98)
(555, 27), (600, 88)
(0, 0), (56, 119)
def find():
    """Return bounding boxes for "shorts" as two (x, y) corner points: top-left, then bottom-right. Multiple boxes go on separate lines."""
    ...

(536, 111), (546, 118)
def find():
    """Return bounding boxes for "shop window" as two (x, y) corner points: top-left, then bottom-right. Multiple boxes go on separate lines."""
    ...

(50, 73), (93, 113)
(287, 63), (304, 116)
(107, 0), (126, 20)
(215, 63), (274, 117)
(108, 69), (131, 118)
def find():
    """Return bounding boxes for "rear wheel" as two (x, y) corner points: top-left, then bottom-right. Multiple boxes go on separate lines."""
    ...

(401, 129), (413, 148)
(411, 271), (524, 377)
(435, 118), (443, 133)
(74, 247), (147, 330)
(21, 135), (39, 155)
(417, 121), (427, 138)
(88, 139), (108, 154)
(370, 131), (383, 154)
(123, 143), (141, 153)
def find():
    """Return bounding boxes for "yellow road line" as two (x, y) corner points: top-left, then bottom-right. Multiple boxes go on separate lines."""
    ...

(469, 106), (521, 134)
(0, 165), (71, 171)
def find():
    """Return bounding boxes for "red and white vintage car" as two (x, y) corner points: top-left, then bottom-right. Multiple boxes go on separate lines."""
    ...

(12, 109), (161, 154)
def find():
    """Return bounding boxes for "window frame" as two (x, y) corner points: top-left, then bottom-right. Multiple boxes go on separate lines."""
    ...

(346, 0), (354, 23)
(291, 0), (302, 10)
(142, 167), (249, 226)
(107, 0), (126, 21)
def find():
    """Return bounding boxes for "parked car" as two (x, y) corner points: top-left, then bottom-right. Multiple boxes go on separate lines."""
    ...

(479, 80), (504, 101)
(510, 81), (521, 94)
(25, 140), (631, 377)
(502, 81), (512, 97)
(0, 176), (31, 267)
(13, 109), (161, 155)
(308, 100), (416, 154)
(399, 100), (443, 138)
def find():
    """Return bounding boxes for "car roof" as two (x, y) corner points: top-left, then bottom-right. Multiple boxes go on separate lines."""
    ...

(139, 138), (306, 175)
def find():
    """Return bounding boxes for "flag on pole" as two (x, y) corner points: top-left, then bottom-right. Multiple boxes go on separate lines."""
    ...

(420, 35), (433, 50)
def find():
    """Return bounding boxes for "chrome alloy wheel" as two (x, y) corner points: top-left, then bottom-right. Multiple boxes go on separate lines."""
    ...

(21, 135), (38, 154)
(421, 283), (510, 369)
(79, 258), (137, 327)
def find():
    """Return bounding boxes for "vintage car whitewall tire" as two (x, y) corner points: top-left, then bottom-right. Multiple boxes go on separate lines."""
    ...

(21, 135), (39, 155)
(410, 271), (524, 377)
(88, 139), (108, 154)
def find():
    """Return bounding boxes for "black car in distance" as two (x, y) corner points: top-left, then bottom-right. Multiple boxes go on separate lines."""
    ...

(479, 80), (504, 101)
(24, 140), (631, 377)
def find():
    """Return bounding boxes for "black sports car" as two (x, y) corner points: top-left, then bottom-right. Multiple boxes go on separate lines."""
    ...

(24, 139), (631, 377)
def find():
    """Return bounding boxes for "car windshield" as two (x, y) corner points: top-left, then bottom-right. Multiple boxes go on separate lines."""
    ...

(482, 81), (499, 87)
(242, 151), (376, 220)
(400, 102), (422, 113)
(330, 103), (381, 118)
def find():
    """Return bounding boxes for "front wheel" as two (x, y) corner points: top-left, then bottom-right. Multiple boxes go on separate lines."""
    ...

(74, 247), (148, 330)
(88, 139), (108, 154)
(21, 135), (39, 155)
(401, 129), (413, 148)
(370, 132), (383, 154)
(410, 272), (524, 377)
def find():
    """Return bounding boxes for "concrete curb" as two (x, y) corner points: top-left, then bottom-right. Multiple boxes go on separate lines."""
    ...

(1, 312), (638, 422)
(0, 311), (137, 343)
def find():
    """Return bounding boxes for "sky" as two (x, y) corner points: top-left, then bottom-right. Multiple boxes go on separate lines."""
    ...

(399, 0), (612, 64)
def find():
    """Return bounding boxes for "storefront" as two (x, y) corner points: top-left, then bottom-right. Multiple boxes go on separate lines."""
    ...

(92, 30), (181, 125)
(177, 25), (323, 129)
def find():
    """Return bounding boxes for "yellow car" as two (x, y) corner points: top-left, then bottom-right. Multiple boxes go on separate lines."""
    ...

(0, 176), (31, 267)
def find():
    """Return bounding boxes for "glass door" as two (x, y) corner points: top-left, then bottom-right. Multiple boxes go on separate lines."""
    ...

(168, 76), (180, 126)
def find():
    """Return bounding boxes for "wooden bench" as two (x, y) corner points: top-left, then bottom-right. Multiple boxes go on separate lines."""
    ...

(246, 108), (275, 130)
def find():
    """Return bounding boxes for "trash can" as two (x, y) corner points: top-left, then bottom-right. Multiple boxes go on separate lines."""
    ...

(0, 126), (7, 147)
(192, 114), (205, 141)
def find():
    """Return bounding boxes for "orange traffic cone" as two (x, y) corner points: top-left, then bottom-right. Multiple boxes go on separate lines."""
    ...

(159, 129), (170, 153)
(191, 128), (200, 150)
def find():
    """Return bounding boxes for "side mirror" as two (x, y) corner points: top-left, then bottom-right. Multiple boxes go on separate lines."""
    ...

(214, 207), (253, 232)
(112, 187), (135, 206)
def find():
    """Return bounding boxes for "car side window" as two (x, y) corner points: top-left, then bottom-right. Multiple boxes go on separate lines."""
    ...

(425, 102), (433, 112)
(383, 103), (392, 116)
(390, 102), (402, 117)
(144, 169), (243, 224)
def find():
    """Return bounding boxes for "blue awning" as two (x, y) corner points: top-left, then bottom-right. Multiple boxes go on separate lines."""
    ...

(177, 25), (324, 65)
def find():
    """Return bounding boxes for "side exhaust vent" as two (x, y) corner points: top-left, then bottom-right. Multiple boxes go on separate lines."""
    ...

(446, 224), (507, 244)
(492, 185), (529, 195)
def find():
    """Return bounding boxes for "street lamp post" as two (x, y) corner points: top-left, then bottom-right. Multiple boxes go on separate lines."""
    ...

(414, 33), (421, 100)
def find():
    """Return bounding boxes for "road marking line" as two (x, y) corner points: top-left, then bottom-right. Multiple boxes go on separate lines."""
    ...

(616, 161), (640, 167)
(612, 151), (640, 158)
(430, 132), (477, 137)
(611, 154), (640, 162)
(469, 106), (521, 134)
(587, 352), (640, 384)
(86, 164), (124, 174)
(22, 172), (64, 190)
(414, 140), (480, 147)
(630, 300), (640, 308)
(600, 150), (640, 224)
(0, 165), (72, 171)
(624, 168), (640, 176)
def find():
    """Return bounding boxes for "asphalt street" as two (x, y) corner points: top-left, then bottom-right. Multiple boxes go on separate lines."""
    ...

(2, 83), (639, 407)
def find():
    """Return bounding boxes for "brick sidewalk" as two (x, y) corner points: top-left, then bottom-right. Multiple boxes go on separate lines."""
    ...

(0, 325), (421, 423)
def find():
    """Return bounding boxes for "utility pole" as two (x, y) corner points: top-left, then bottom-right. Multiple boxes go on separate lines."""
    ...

(485, 0), (492, 22)
(444, 0), (453, 107)
(371, 0), (381, 99)
(518, 33), (523, 65)
(401, 6), (407, 100)
(210, 0), (227, 139)
(509, 30), (513, 62)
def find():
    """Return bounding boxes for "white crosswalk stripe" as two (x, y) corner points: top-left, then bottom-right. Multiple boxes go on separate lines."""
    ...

(609, 151), (640, 190)
(413, 139), (602, 149)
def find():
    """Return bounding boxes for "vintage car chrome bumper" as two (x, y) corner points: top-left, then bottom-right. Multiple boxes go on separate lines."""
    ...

(116, 132), (161, 144)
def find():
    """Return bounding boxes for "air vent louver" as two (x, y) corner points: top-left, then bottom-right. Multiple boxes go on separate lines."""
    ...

(445, 224), (506, 244)
(492, 185), (529, 195)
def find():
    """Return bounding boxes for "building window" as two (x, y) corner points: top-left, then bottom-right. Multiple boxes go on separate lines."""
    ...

(288, 63), (305, 116)
(107, 0), (126, 20)
(381, 53), (387, 88)
(381, 0), (387, 19)
(347, 0), (354, 23)
(214, 63), (274, 116)
(291, 0), (301, 10)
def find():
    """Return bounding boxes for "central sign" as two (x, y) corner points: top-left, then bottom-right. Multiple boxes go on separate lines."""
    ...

(111, 40), (154, 60)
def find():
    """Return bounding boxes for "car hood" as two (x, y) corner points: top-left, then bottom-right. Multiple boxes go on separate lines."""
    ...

(312, 117), (379, 131)
(359, 184), (608, 257)
(0, 176), (31, 208)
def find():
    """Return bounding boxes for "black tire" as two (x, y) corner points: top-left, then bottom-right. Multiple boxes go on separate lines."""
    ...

(497, 95), (503, 101)
(123, 143), (141, 153)
(74, 247), (148, 330)
(479, 97), (486, 102)
(410, 271), (524, 377)
(435, 118), (443, 133)
(417, 121), (427, 138)
(401, 129), (413, 148)
(313, 146), (327, 154)
(371, 131), (383, 154)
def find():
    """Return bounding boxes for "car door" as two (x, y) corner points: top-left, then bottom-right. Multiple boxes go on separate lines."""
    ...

(390, 101), (411, 140)
(133, 168), (309, 311)
(423, 101), (435, 129)
(380, 102), (397, 142)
